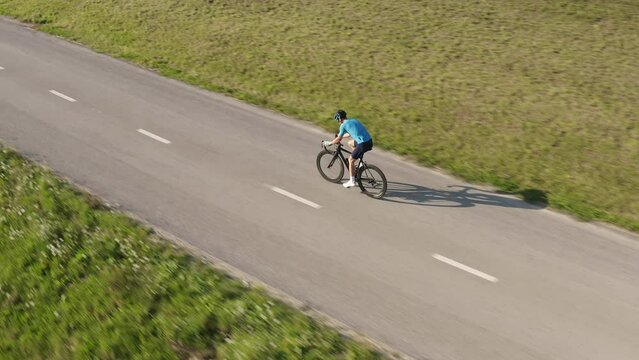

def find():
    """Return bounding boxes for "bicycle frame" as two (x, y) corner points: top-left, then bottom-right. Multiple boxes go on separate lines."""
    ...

(326, 143), (364, 176)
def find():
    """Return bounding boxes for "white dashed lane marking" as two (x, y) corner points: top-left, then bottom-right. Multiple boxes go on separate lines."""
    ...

(137, 129), (171, 144)
(49, 89), (77, 102)
(269, 186), (322, 209)
(432, 253), (499, 283)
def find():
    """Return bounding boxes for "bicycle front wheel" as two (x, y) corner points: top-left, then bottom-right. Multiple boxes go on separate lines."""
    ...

(357, 164), (387, 199)
(316, 150), (344, 183)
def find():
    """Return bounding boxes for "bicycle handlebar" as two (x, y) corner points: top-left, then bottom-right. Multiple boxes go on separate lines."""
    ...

(321, 140), (351, 155)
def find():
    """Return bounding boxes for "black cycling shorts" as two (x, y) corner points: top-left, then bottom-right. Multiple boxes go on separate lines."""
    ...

(351, 139), (373, 159)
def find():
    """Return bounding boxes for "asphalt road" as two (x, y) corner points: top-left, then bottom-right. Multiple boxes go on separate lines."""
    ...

(2, 18), (639, 360)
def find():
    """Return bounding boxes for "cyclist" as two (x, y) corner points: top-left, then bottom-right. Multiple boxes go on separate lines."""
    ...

(323, 110), (373, 188)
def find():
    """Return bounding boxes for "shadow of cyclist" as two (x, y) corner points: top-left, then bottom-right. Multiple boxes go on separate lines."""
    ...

(382, 182), (547, 210)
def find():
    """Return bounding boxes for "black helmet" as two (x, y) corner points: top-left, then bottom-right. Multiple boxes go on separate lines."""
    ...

(334, 109), (347, 121)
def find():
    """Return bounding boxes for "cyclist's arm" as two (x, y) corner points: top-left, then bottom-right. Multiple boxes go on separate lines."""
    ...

(329, 135), (343, 145)
(329, 123), (351, 145)
(330, 132), (351, 145)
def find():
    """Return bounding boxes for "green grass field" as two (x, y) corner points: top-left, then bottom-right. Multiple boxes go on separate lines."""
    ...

(0, 1), (637, 231)
(0, 145), (382, 359)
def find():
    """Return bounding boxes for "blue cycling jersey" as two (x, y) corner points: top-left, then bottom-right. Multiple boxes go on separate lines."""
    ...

(338, 118), (372, 144)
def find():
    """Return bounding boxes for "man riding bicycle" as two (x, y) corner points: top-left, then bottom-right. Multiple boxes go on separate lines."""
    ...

(323, 110), (374, 188)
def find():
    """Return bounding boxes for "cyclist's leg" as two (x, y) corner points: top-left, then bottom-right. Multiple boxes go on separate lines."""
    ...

(362, 139), (373, 156)
(357, 140), (373, 173)
(350, 141), (366, 177)
(347, 140), (359, 178)
(356, 140), (373, 159)
(345, 156), (355, 178)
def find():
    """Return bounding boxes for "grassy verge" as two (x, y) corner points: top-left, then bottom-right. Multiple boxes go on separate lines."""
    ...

(0, 145), (382, 359)
(0, 0), (637, 232)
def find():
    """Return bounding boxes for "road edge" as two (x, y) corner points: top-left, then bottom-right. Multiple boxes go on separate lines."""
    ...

(0, 140), (416, 360)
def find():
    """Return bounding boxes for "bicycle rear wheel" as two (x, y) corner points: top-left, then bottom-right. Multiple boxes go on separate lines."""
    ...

(357, 164), (387, 199)
(316, 149), (344, 183)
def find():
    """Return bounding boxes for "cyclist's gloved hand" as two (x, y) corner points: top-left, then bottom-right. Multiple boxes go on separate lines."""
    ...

(323, 140), (333, 147)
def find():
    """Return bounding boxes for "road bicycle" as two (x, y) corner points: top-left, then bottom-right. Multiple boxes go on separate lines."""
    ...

(317, 141), (387, 199)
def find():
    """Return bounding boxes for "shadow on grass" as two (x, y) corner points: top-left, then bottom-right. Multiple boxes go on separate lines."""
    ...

(382, 182), (548, 210)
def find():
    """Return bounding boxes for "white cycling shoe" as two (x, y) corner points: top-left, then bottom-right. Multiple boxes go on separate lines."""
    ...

(342, 180), (356, 188)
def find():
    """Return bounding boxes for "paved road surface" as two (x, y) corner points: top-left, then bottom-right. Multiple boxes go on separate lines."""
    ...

(2, 18), (639, 360)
